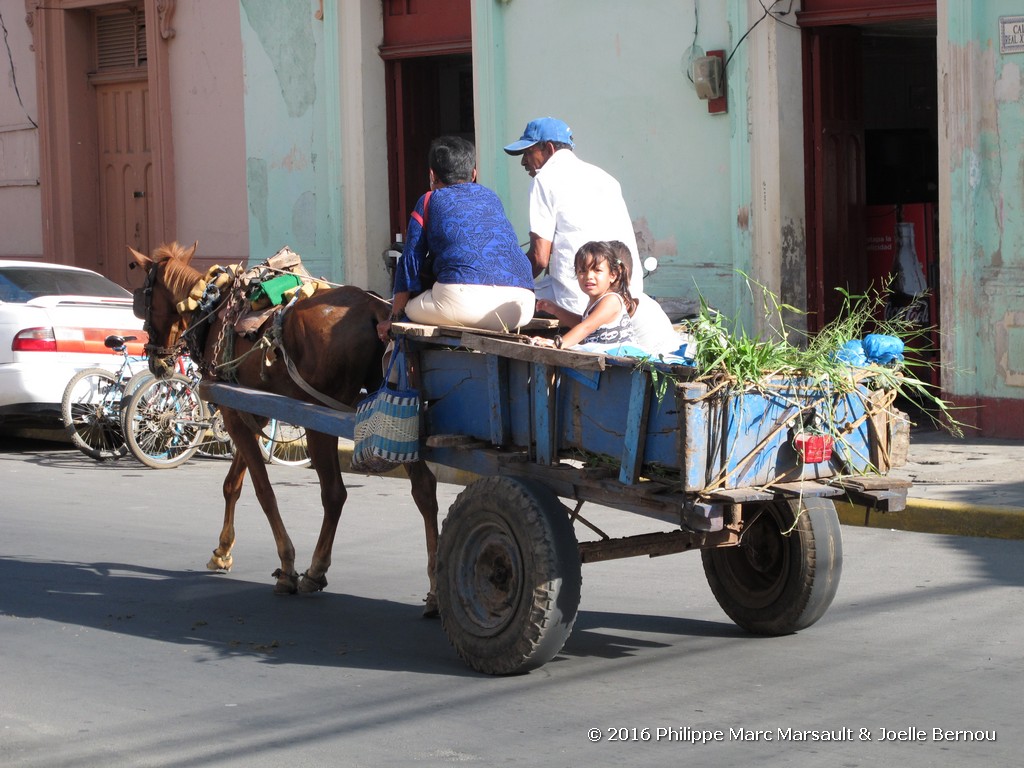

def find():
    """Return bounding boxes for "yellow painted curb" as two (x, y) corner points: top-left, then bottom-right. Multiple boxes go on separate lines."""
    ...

(836, 498), (1024, 540)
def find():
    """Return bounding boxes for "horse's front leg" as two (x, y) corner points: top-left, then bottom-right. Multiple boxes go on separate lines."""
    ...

(221, 410), (299, 594)
(207, 450), (247, 572)
(298, 431), (345, 593)
(406, 459), (440, 617)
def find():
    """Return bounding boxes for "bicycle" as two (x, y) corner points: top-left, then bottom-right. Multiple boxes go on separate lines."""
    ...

(60, 335), (150, 461)
(258, 419), (311, 467)
(122, 358), (235, 469)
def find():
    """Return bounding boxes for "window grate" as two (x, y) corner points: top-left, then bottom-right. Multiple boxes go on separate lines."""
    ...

(96, 9), (147, 71)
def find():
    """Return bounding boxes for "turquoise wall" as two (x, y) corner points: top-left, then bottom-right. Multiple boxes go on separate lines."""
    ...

(475, 0), (744, 320)
(946, 1), (1024, 402)
(239, 0), (340, 279)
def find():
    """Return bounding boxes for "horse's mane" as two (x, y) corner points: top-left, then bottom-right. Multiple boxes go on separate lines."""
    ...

(154, 242), (203, 304)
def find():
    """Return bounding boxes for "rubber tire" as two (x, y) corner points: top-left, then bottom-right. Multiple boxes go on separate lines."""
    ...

(702, 496), (843, 635)
(435, 476), (582, 675)
(61, 368), (128, 461)
(123, 374), (205, 469)
(258, 419), (311, 467)
(119, 371), (156, 436)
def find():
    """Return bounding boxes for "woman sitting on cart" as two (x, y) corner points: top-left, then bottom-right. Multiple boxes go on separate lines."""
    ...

(377, 136), (536, 340)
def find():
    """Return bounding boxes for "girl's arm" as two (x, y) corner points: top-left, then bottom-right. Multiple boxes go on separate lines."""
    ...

(535, 298), (581, 328)
(559, 294), (622, 348)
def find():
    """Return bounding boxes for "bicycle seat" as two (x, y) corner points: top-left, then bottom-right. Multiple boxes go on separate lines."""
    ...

(104, 334), (137, 349)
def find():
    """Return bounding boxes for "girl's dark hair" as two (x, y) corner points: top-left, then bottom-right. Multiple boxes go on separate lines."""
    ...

(428, 136), (476, 185)
(574, 240), (636, 313)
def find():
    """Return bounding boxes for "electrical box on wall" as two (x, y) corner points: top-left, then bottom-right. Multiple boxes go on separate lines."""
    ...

(692, 55), (722, 99)
(692, 49), (727, 114)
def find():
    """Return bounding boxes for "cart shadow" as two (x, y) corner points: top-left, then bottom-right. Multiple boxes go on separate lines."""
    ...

(561, 610), (741, 662)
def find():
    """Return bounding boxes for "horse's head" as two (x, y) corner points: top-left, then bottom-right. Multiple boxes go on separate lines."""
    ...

(128, 241), (200, 378)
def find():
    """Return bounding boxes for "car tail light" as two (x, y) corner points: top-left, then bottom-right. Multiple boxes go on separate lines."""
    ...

(11, 328), (56, 352)
(12, 327), (148, 355)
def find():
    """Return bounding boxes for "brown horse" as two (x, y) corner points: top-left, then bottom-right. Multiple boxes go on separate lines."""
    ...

(129, 242), (441, 615)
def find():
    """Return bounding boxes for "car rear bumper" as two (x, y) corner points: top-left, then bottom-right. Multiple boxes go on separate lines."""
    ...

(0, 358), (126, 417)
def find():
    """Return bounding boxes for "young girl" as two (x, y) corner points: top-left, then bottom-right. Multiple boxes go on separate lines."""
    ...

(536, 240), (637, 351)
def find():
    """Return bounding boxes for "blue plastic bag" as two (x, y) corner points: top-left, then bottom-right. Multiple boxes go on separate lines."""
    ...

(835, 339), (867, 367)
(863, 334), (905, 364)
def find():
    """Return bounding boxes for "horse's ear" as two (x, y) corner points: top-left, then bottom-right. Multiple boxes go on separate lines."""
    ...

(128, 246), (151, 270)
(182, 241), (199, 265)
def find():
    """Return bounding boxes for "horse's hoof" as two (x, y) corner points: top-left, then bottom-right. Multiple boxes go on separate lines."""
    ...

(271, 568), (299, 595)
(298, 571), (328, 593)
(422, 592), (439, 618)
(207, 551), (233, 572)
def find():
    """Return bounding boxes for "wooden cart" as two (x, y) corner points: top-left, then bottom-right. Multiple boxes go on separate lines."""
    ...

(201, 324), (911, 675)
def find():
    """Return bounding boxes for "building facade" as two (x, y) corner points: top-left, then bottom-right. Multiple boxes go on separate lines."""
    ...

(1, 0), (1022, 437)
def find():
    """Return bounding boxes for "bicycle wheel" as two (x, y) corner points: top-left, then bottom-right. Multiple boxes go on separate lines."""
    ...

(194, 403), (235, 459)
(61, 368), (129, 461)
(258, 419), (311, 467)
(124, 374), (205, 469)
(120, 371), (155, 436)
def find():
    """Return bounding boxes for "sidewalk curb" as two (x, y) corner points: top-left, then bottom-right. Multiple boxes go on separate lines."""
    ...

(835, 498), (1024, 540)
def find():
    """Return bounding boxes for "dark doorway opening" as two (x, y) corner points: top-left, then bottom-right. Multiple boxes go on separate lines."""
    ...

(802, 11), (938, 383)
(385, 54), (474, 239)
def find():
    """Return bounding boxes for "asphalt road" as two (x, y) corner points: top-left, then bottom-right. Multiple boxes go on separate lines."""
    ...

(1, 436), (1021, 767)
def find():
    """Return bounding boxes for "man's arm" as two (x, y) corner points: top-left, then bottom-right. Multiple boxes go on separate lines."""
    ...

(527, 232), (553, 278)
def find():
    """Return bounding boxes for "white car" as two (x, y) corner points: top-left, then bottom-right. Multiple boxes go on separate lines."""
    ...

(0, 260), (147, 426)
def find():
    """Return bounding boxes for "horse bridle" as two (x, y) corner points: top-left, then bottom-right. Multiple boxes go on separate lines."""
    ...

(131, 260), (185, 364)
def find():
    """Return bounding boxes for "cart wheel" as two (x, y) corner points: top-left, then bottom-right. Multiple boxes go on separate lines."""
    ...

(436, 477), (582, 675)
(702, 496), (842, 635)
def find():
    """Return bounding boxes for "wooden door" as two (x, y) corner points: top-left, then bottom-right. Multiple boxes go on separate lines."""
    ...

(96, 79), (152, 288)
(804, 26), (865, 330)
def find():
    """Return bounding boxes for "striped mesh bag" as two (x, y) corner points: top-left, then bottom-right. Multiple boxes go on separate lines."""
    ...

(351, 341), (420, 473)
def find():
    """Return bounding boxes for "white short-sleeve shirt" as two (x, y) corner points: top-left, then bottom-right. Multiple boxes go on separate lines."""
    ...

(529, 150), (643, 314)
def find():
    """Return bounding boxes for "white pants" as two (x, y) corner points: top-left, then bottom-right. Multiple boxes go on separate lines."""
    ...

(406, 283), (536, 332)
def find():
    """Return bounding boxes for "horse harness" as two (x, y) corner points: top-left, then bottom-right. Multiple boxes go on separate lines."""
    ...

(134, 258), (355, 413)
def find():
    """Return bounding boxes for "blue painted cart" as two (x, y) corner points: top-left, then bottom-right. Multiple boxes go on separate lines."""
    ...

(202, 324), (911, 675)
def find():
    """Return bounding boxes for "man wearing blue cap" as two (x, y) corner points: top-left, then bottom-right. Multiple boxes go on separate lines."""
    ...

(504, 117), (642, 315)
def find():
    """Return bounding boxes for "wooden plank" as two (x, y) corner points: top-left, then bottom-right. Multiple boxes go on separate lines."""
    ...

(532, 362), (556, 465)
(200, 381), (356, 438)
(829, 475), (913, 491)
(486, 353), (511, 446)
(393, 319), (556, 341)
(462, 334), (606, 372)
(701, 487), (776, 503)
(619, 368), (652, 485)
(767, 482), (845, 498)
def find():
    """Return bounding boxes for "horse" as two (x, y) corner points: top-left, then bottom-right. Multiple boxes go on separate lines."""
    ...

(128, 242), (441, 615)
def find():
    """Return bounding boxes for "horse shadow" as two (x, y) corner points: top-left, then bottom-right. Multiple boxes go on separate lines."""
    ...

(0, 553), (740, 675)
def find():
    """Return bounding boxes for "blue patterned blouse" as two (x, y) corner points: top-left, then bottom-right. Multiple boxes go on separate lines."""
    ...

(395, 183), (535, 295)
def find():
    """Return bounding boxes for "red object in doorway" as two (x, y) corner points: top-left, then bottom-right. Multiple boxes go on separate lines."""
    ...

(865, 203), (940, 386)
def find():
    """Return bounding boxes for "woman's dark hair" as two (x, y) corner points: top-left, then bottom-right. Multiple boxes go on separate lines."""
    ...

(429, 136), (476, 185)
(574, 240), (636, 313)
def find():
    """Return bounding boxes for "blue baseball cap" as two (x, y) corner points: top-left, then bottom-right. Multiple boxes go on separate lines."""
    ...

(503, 117), (575, 154)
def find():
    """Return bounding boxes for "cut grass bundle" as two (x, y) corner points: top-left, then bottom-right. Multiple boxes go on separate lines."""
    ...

(686, 276), (962, 439)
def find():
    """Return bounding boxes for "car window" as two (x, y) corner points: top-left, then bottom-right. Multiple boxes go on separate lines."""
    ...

(0, 267), (130, 302)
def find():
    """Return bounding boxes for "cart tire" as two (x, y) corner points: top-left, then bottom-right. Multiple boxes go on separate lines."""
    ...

(702, 496), (842, 635)
(436, 477), (582, 675)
